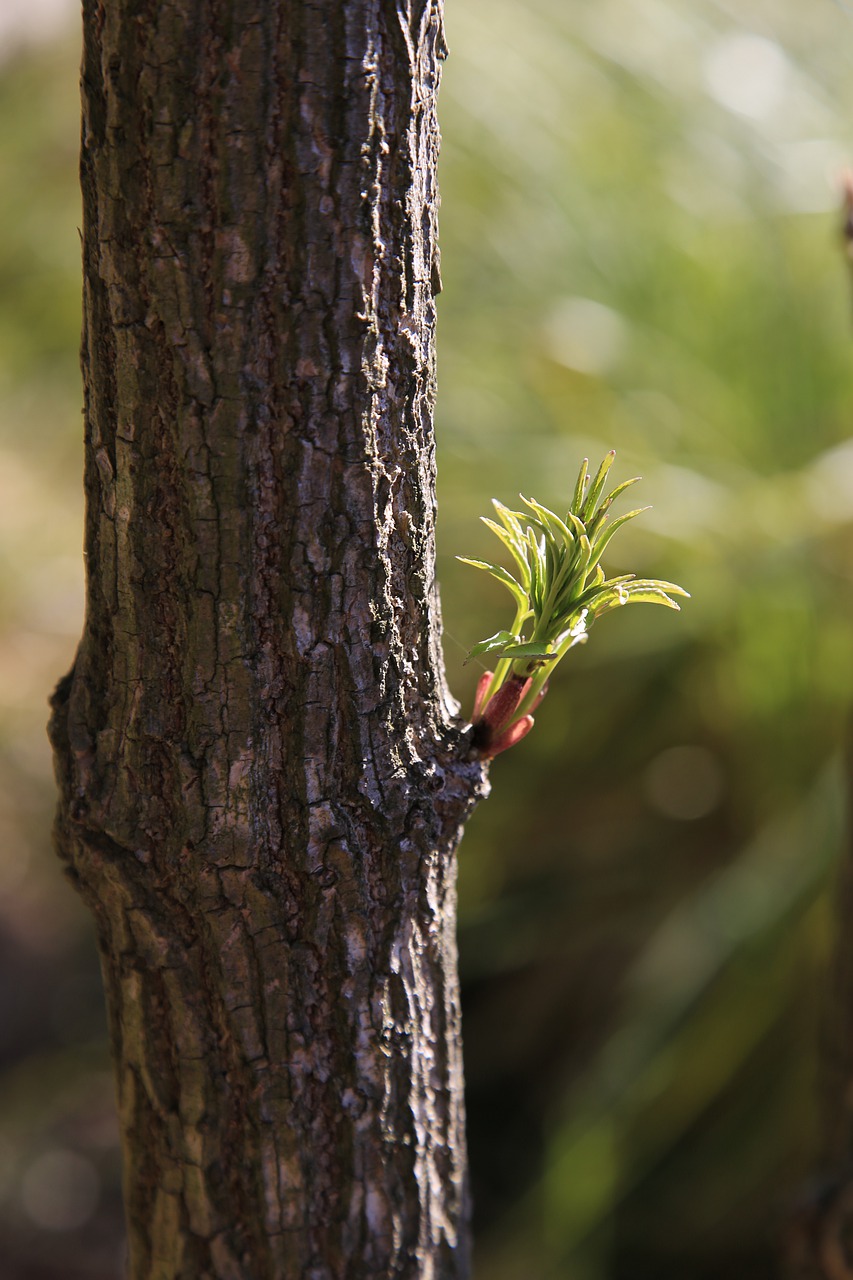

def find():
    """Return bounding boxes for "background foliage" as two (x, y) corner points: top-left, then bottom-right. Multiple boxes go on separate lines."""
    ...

(2, 1), (853, 1276)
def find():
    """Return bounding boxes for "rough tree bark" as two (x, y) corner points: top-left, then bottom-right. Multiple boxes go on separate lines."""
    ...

(48, 2), (487, 1276)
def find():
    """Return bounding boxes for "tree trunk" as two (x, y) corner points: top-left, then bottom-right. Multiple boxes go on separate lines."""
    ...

(48, 2), (487, 1276)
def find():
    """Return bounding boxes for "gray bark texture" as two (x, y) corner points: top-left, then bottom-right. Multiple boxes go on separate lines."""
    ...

(48, 2), (488, 1276)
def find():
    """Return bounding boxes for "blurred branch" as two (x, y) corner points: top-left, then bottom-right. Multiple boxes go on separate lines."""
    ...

(782, 182), (853, 1280)
(820, 733), (853, 1173)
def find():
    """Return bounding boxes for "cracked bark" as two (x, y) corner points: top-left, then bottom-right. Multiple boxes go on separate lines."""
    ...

(48, 2), (488, 1276)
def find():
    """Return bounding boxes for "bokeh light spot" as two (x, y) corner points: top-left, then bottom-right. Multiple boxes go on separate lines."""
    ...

(543, 296), (627, 376)
(21, 1149), (100, 1231)
(703, 33), (789, 120)
(644, 745), (724, 821)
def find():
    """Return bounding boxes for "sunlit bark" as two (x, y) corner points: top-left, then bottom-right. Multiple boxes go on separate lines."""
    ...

(49, 3), (486, 1275)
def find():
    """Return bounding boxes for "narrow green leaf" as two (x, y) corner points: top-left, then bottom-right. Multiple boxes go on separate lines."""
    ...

(587, 506), (650, 572)
(623, 588), (682, 608)
(527, 526), (545, 611)
(590, 583), (637, 615)
(575, 532), (593, 587)
(564, 509), (587, 540)
(591, 583), (683, 617)
(456, 557), (529, 610)
(490, 640), (559, 661)
(481, 515), (521, 552)
(568, 574), (635, 615)
(492, 500), (527, 544)
(548, 533), (591, 622)
(555, 613), (589, 651)
(491, 501), (531, 566)
(480, 517), (532, 590)
(570, 457), (589, 515)
(602, 475), (642, 508)
(464, 629), (522, 664)
(520, 495), (575, 548)
(580, 451), (616, 521)
(462, 453), (688, 701)
(586, 475), (641, 537)
(551, 545), (585, 611)
(626, 578), (691, 598)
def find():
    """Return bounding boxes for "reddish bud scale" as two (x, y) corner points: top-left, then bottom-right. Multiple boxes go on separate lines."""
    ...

(471, 671), (495, 722)
(471, 673), (550, 759)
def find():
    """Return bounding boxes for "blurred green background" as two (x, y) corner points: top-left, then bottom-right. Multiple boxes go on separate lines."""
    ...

(3, 1), (853, 1276)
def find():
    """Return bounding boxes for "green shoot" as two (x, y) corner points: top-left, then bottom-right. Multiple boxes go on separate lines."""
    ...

(459, 451), (689, 758)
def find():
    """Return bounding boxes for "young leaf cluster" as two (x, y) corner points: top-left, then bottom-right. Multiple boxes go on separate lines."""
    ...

(459, 452), (688, 743)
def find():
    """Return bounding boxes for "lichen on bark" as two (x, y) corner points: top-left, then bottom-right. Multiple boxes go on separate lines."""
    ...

(49, 2), (487, 1276)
